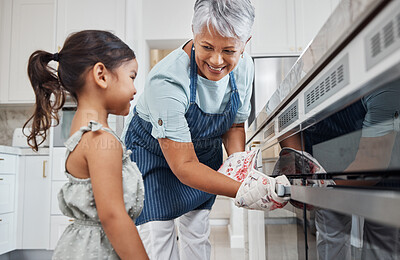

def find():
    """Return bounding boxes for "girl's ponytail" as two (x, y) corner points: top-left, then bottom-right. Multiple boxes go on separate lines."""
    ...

(24, 30), (135, 151)
(24, 50), (65, 151)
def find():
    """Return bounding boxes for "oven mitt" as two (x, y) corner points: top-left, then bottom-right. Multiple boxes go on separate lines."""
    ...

(272, 147), (335, 210)
(218, 149), (259, 182)
(234, 168), (291, 211)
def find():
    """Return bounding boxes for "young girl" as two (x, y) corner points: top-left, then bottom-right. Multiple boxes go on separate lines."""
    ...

(24, 30), (149, 260)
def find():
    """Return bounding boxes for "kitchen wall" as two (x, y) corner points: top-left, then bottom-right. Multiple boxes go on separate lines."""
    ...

(0, 106), (33, 145)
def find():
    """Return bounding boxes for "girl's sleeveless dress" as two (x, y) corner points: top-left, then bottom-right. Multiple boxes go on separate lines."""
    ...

(52, 121), (144, 260)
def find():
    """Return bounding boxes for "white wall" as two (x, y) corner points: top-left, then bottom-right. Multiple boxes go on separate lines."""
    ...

(125, 0), (196, 116)
(143, 0), (195, 41)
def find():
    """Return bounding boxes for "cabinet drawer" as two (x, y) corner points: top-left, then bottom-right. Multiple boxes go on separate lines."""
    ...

(0, 154), (17, 174)
(0, 213), (15, 255)
(49, 215), (74, 250)
(0, 175), (15, 214)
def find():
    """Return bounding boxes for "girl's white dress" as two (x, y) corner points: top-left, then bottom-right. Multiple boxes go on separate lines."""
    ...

(52, 121), (144, 260)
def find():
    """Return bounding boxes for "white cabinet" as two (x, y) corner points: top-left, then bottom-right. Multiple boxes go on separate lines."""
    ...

(51, 148), (68, 181)
(56, 0), (126, 46)
(0, 213), (15, 255)
(1, 0), (126, 104)
(49, 215), (73, 250)
(0, 175), (16, 214)
(0, 0), (56, 104)
(49, 147), (68, 249)
(251, 0), (296, 55)
(0, 153), (17, 174)
(294, 0), (332, 52)
(20, 155), (51, 249)
(250, 0), (334, 55)
(0, 153), (18, 255)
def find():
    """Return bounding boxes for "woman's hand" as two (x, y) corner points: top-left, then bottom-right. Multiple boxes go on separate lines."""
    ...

(235, 170), (291, 211)
(158, 138), (241, 198)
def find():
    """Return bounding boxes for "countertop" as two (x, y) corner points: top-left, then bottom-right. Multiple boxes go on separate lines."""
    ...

(0, 145), (49, 155)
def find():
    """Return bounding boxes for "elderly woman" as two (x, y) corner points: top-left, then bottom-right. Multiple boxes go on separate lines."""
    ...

(124, 0), (289, 259)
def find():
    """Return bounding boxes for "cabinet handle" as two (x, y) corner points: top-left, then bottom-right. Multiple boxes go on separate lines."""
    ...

(43, 160), (47, 178)
(0, 178), (3, 181)
(69, 219), (74, 222)
(0, 158), (4, 160)
(0, 219), (2, 222)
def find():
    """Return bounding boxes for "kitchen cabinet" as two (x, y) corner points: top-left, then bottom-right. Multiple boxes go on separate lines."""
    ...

(56, 0), (126, 45)
(251, 0), (296, 55)
(0, 0), (55, 104)
(0, 152), (17, 255)
(250, 0), (334, 55)
(20, 155), (50, 249)
(0, 153), (17, 174)
(49, 147), (68, 250)
(49, 215), (73, 250)
(294, 0), (332, 52)
(0, 213), (15, 255)
(0, 0), (126, 104)
(0, 175), (16, 214)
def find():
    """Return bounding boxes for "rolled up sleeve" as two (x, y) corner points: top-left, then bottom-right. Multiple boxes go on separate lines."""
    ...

(145, 76), (192, 143)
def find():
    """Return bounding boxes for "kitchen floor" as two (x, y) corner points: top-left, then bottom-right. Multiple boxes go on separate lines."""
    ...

(210, 226), (245, 260)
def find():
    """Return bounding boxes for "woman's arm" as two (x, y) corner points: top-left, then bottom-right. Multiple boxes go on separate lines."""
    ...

(86, 131), (148, 260)
(222, 123), (246, 156)
(158, 138), (241, 198)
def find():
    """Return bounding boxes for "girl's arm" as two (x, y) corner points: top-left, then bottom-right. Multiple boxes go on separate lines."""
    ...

(222, 123), (246, 156)
(86, 131), (148, 260)
(158, 138), (241, 198)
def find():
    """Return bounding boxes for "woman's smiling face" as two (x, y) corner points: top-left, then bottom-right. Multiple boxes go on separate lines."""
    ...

(193, 26), (245, 81)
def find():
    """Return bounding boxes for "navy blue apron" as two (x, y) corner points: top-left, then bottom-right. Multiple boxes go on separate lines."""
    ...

(125, 45), (241, 225)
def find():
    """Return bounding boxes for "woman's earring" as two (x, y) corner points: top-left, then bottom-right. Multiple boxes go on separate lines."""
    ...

(241, 53), (244, 58)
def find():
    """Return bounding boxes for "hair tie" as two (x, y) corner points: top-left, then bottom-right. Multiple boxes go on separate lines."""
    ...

(52, 52), (59, 62)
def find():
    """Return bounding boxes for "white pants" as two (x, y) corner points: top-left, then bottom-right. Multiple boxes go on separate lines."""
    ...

(138, 209), (211, 260)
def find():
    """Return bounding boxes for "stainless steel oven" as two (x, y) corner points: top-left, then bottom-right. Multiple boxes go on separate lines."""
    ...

(244, 0), (400, 259)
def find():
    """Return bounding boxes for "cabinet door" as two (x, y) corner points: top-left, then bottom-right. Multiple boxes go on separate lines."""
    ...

(0, 175), (15, 214)
(294, 0), (332, 52)
(0, 153), (17, 174)
(51, 181), (67, 215)
(0, 213), (15, 255)
(251, 0), (296, 55)
(7, 0), (55, 103)
(22, 155), (51, 249)
(56, 0), (126, 46)
(49, 215), (73, 250)
(51, 147), (68, 181)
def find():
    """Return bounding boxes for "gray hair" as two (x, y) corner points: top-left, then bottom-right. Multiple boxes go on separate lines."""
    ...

(192, 0), (255, 43)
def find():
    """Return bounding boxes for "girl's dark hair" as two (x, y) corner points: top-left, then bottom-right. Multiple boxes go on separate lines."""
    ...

(24, 30), (135, 151)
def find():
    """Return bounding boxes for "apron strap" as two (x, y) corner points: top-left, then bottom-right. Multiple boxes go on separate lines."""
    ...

(189, 45), (197, 104)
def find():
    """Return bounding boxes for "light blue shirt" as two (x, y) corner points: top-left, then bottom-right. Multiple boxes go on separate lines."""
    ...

(135, 45), (254, 143)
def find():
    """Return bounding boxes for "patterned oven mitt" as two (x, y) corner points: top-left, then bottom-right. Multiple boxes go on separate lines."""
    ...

(272, 147), (335, 210)
(234, 170), (290, 210)
(217, 150), (259, 182)
(218, 149), (291, 211)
